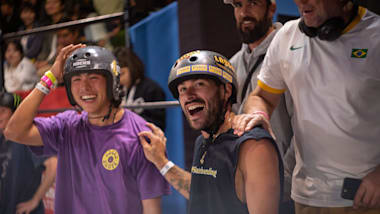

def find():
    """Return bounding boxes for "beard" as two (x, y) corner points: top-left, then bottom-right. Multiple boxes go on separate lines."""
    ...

(184, 88), (225, 132)
(237, 10), (272, 44)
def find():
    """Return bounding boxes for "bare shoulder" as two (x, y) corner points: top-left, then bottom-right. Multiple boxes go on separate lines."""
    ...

(239, 138), (278, 162)
(235, 137), (279, 186)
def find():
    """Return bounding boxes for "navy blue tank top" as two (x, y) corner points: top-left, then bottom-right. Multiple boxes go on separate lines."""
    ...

(188, 127), (284, 214)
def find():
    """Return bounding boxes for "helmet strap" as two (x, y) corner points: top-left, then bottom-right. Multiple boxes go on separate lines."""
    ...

(102, 104), (113, 122)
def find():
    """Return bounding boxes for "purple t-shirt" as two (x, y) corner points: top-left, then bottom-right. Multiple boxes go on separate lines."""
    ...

(34, 109), (170, 214)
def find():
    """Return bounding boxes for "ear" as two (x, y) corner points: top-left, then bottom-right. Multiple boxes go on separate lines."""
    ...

(268, 1), (276, 20)
(221, 83), (233, 102)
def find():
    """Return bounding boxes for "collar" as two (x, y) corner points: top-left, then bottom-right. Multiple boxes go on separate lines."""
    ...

(342, 6), (366, 34)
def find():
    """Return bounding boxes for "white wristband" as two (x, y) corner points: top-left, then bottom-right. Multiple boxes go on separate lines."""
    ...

(160, 161), (174, 176)
(35, 82), (50, 95)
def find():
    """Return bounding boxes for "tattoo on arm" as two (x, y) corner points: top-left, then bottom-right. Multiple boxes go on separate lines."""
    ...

(165, 166), (191, 199)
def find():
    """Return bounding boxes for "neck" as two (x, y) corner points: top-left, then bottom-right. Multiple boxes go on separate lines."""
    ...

(248, 26), (274, 51)
(88, 107), (124, 126)
(342, 2), (357, 25)
(201, 111), (235, 139)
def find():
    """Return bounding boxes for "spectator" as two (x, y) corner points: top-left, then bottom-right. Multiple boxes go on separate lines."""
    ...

(0, 92), (57, 214)
(19, 2), (44, 59)
(114, 46), (166, 130)
(36, 17), (81, 76)
(0, 0), (22, 33)
(224, 0), (294, 212)
(3, 40), (39, 92)
(233, 0), (380, 213)
(35, 0), (66, 65)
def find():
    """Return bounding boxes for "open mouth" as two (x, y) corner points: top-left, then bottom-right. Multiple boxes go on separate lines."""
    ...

(187, 104), (205, 116)
(81, 95), (97, 102)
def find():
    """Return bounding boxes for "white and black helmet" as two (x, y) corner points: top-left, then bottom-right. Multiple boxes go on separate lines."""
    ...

(63, 46), (122, 107)
(168, 50), (238, 103)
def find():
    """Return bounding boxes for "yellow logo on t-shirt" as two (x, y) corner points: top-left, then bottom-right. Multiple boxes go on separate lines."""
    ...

(102, 149), (120, 170)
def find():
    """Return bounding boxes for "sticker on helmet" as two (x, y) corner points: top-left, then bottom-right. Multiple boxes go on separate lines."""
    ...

(110, 60), (118, 76)
(209, 65), (222, 76)
(73, 59), (91, 68)
(191, 64), (208, 72)
(213, 55), (235, 74)
(177, 66), (190, 75)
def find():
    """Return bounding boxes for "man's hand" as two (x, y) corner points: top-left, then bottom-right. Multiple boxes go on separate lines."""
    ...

(354, 166), (380, 209)
(232, 113), (274, 137)
(16, 198), (39, 214)
(138, 122), (168, 169)
(51, 44), (86, 83)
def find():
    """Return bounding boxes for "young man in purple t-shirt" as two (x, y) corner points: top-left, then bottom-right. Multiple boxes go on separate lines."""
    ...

(5, 44), (170, 214)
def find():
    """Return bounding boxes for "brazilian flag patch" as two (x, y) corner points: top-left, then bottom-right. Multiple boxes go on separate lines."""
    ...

(351, 49), (368, 58)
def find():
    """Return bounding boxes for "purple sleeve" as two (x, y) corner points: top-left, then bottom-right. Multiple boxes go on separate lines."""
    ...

(33, 111), (74, 156)
(128, 114), (171, 199)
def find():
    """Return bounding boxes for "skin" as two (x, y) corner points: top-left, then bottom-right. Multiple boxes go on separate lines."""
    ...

(232, 0), (276, 50)
(5, 43), (23, 68)
(20, 8), (36, 29)
(294, 0), (354, 28)
(233, 1), (380, 209)
(139, 78), (280, 213)
(44, 0), (64, 23)
(0, 105), (57, 214)
(119, 67), (132, 89)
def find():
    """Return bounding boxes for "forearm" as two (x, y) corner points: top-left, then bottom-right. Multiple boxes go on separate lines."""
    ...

(142, 197), (162, 214)
(154, 160), (191, 200)
(32, 157), (57, 203)
(4, 87), (45, 144)
(243, 93), (276, 117)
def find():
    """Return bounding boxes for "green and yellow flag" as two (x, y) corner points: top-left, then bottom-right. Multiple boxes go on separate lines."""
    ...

(351, 49), (368, 58)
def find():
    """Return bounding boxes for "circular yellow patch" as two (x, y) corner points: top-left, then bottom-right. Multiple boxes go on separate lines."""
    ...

(102, 149), (120, 170)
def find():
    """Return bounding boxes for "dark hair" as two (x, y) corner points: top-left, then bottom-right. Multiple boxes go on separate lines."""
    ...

(5, 40), (24, 58)
(0, 92), (22, 112)
(113, 46), (145, 88)
(20, 2), (39, 23)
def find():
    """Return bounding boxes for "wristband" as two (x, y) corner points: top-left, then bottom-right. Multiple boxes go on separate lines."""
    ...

(44, 70), (58, 87)
(41, 75), (54, 89)
(36, 82), (50, 95)
(252, 111), (269, 120)
(160, 161), (174, 176)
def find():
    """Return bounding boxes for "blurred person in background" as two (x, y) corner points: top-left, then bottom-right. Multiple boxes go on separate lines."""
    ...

(36, 17), (82, 76)
(35, 0), (66, 67)
(114, 46), (166, 130)
(0, 0), (22, 33)
(71, 0), (113, 50)
(0, 92), (57, 214)
(4, 40), (39, 92)
(19, 2), (44, 60)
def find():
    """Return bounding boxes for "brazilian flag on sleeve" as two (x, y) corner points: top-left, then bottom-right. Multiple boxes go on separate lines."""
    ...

(351, 49), (368, 58)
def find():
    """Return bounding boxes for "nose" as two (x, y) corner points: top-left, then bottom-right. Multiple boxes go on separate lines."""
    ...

(79, 78), (92, 92)
(238, 3), (252, 18)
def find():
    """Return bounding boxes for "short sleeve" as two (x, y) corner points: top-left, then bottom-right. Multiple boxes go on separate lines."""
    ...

(33, 111), (76, 155)
(131, 141), (170, 199)
(257, 29), (287, 93)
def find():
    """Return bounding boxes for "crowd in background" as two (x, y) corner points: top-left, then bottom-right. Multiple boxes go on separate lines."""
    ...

(1, 0), (175, 93)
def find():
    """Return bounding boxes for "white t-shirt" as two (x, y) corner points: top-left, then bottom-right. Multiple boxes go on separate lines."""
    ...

(258, 7), (380, 207)
(4, 57), (39, 92)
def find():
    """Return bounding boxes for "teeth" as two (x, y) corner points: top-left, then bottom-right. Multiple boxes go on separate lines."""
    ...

(81, 95), (96, 100)
(188, 104), (204, 111)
